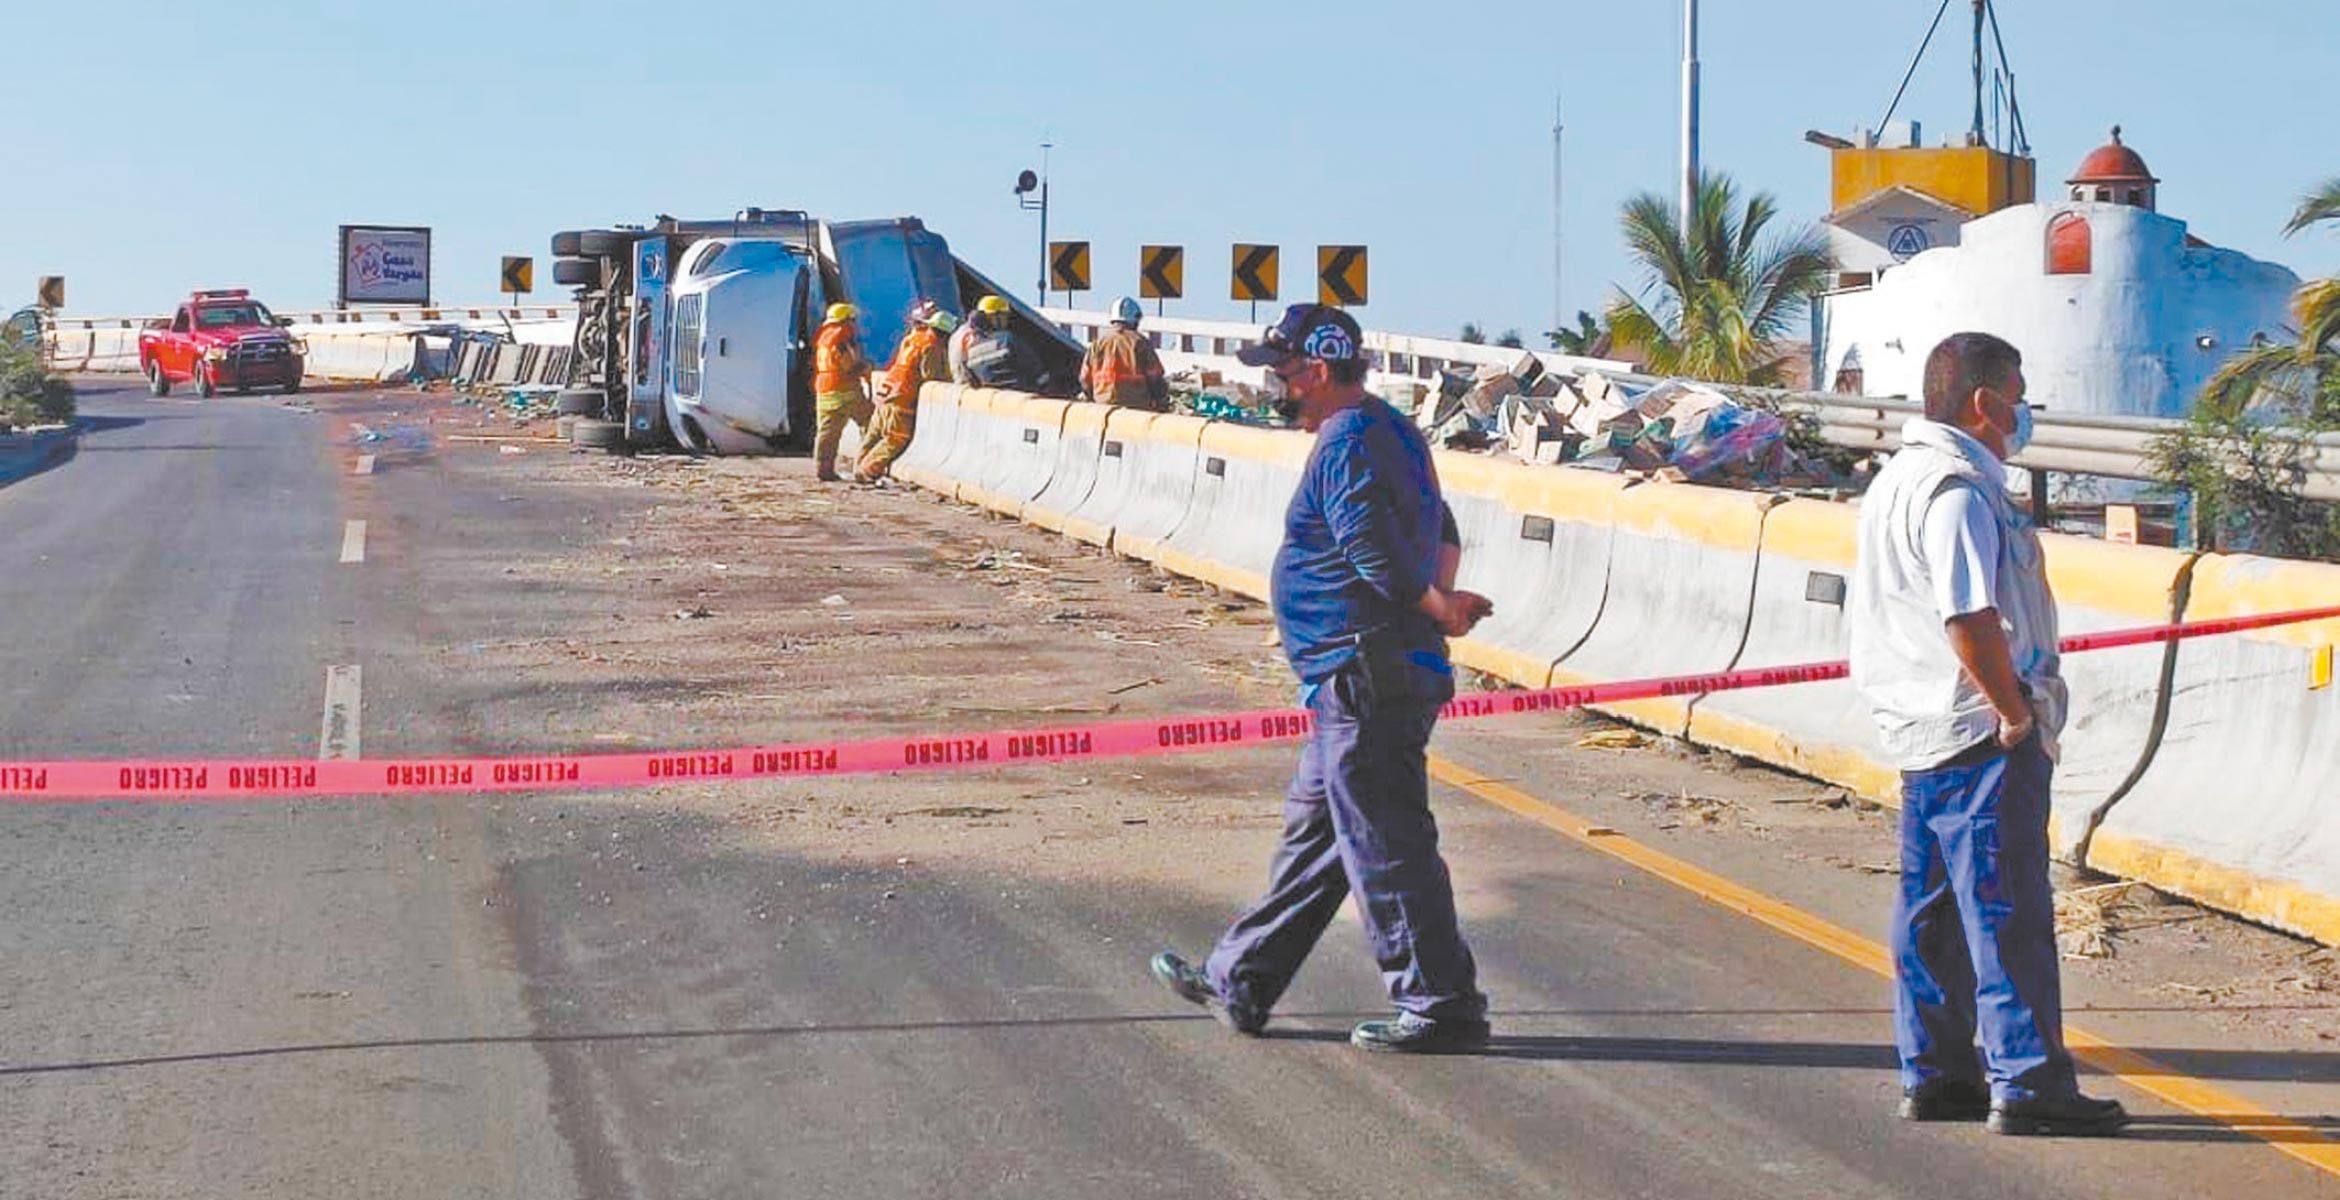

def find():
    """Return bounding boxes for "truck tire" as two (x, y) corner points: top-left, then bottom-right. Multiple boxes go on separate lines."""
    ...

(550, 230), (584, 257)
(193, 364), (216, 399)
(555, 388), (604, 416)
(146, 361), (170, 397)
(576, 230), (632, 258)
(552, 257), (600, 288)
(570, 418), (625, 451)
(282, 377), (302, 396)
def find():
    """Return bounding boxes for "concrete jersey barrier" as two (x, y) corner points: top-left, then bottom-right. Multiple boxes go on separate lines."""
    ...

(2090, 554), (2340, 944)
(1023, 401), (1114, 534)
(1444, 454), (1628, 690)
(1675, 497), (1897, 797)
(1147, 421), (1312, 600)
(1552, 483), (1775, 735)
(898, 384), (989, 496)
(1053, 407), (1162, 548)
(888, 384), (2340, 949)
(957, 392), (1072, 516)
(1106, 412), (1212, 564)
(893, 382), (968, 494)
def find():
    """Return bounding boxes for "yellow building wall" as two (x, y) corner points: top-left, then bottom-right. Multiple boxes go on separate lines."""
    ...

(1831, 147), (2036, 217)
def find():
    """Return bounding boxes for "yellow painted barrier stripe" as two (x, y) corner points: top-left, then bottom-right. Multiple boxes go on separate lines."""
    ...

(1428, 756), (2340, 1180)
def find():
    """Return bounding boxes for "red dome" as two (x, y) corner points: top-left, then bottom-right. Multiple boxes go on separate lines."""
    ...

(2069, 125), (2157, 185)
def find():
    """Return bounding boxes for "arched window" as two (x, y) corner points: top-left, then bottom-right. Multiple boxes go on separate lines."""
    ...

(2047, 213), (2092, 275)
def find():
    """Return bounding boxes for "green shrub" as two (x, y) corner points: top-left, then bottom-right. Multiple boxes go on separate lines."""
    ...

(2151, 408), (2340, 560)
(0, 342), (74, 430)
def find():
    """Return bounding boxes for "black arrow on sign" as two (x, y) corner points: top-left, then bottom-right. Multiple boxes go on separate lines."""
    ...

(1320, 246), (1365, 306)
(1141, 247), (1181, 299)
(1051, 243), (1089, 291)
(1232, 245), (1277, 301)
(501, 257), (531, 294)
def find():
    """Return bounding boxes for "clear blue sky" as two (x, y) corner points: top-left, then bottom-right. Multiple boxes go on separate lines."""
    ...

(4, 0), (2334, 338)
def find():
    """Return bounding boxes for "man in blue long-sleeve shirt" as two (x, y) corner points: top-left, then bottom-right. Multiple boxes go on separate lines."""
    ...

(1152, 304), (1496, 1053)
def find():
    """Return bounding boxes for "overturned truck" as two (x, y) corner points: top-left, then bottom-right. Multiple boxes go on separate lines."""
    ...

(546, 209), (1082, 454)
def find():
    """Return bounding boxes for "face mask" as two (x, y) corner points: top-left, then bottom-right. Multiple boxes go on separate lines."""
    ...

(1261, 369), (1301, 422)
(2005, 400), (2035, 457)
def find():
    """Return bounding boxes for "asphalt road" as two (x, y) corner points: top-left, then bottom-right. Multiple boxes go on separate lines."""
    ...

(1, 380), (2334, 1199)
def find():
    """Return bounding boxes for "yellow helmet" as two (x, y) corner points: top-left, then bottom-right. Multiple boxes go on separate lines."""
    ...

(825, 302), (859, 323)
(976, 294), (1011, 316)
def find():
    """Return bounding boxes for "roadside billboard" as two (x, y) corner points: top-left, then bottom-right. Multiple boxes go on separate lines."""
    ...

(337, 225), (432, 306)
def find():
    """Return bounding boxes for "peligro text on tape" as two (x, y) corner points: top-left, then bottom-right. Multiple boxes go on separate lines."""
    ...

(6, 606), (2336, 802)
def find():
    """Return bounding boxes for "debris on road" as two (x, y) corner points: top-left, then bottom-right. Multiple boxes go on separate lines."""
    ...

(1577, 728), (1653, 751)
(2057, 880), (2153, 959)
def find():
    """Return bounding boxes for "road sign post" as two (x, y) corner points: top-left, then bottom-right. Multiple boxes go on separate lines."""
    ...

(1317, 246), (1367, 307)
(1048, 241), (1091, 297)
(500, 256), (533, 306)
(1139, 245), (1183, 316)
(1231, 244), (1278, 324)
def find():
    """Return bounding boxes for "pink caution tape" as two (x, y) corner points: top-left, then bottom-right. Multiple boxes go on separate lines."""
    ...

(5, 605), (2336, 802)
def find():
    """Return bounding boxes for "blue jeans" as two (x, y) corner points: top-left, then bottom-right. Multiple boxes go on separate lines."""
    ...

(1893, 734), (2077, 1102)
(1205, 650), (1486, 1023)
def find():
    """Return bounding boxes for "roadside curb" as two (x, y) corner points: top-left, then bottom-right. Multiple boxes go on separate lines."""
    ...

(0, 423), (80, 490)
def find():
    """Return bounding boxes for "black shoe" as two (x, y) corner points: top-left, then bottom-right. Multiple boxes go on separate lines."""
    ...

(1350, 1012), (1491, 1055)
(1987, 1093), (2130, 1137)
(1898, 1078), (1991, 1122)
(1149, 951), (1265, 1035)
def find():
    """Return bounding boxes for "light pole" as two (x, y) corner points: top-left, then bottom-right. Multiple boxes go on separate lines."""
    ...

(1680, 0), (1700, 225)
(1552, 90), (1564, 343)
(1014, 141), (1051, 307)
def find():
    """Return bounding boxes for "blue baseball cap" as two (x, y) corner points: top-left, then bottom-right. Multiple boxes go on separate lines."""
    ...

(1236, 303), (1363, 366)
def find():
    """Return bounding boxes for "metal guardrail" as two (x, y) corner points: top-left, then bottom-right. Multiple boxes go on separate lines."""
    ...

(1044, 307), (2340, 504)
(42, 305), (576, 330)
(1042, 306), (1634, 379)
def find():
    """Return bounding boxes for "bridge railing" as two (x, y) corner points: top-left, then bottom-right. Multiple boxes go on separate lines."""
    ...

(1044, 307), (2340, 505)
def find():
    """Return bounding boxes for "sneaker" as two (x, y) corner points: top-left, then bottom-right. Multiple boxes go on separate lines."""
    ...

(1987, 1093), (2130, 1137)
(1350, 1011), (1491, 1055)
(1898, 1078), (1991, 1122)
(1149, 951), (1265, 1035)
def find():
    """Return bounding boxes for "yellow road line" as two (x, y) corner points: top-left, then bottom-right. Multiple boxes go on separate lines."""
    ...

(1429, 756), (2340, 1179)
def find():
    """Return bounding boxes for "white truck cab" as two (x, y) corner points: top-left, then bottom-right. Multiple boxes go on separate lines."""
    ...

(663, 238), (820, 455)
(548, 209), (1081, 455)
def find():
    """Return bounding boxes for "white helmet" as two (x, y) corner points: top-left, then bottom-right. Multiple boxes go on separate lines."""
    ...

(1111, 296), (1143, 327)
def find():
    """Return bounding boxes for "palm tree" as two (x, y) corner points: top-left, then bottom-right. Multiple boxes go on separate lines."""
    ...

(2198, 183), (2340, 423)
(1547, 310), (1612, 357)
(2154, 180), (2340, 556)
(1603, 173), (1834, 386)
(2282, 177), (2340, 236)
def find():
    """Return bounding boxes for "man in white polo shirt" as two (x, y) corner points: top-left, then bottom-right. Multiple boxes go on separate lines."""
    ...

(1848, 332), (2127, 1138)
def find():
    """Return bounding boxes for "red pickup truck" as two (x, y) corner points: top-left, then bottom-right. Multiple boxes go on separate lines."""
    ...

(138, 289), (304, 397)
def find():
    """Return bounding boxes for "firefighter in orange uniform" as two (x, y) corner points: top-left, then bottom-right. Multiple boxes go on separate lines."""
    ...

(1081, 295), (1169, 411)
(855, 300), (957, 483)
(812, 303), (873, 481)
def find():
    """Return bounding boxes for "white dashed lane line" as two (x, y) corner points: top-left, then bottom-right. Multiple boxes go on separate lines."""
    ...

(355, 454), (375, 476)
(319, 665), (362, 761)
(339, 520), (366, 564)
